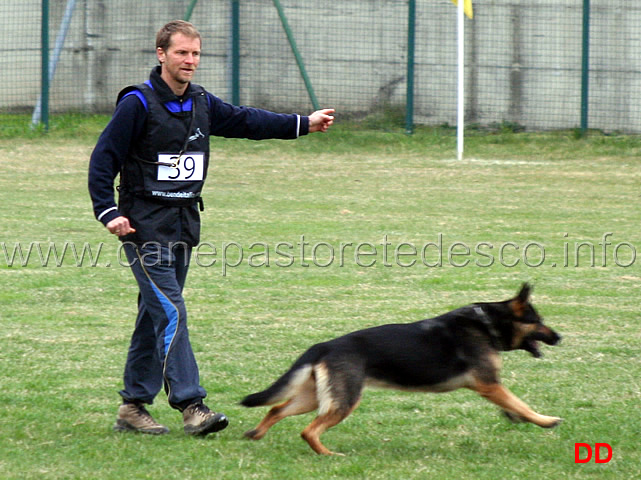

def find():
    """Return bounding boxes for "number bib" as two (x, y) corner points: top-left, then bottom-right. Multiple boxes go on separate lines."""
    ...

(157, 152), (205, 181)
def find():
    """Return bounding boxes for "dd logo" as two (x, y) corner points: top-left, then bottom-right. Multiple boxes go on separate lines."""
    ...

(574, 443), (613, 464)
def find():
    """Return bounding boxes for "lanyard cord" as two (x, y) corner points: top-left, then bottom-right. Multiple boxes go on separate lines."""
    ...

(136, 98), (198, 168)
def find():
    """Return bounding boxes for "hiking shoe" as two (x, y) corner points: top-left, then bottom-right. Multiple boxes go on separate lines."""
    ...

(113, 403), (169, 435)
(183, 403), (229, 436)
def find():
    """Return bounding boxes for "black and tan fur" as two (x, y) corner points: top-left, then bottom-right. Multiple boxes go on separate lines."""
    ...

(241, 284), (562, 455)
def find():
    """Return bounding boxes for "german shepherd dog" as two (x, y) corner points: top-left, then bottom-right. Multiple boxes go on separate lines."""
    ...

(241, 284), (561, 455)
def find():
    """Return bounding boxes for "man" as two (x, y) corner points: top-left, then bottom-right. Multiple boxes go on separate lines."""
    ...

(88, 20), (334, 436)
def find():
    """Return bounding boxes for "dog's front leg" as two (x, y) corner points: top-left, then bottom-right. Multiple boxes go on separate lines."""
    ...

(472, 381), (562, 428)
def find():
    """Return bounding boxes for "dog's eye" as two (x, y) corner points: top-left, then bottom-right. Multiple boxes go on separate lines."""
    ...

(520, 307), (542, 324)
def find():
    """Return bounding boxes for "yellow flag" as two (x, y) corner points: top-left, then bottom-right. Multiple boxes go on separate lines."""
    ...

(451, 0), (473, 19)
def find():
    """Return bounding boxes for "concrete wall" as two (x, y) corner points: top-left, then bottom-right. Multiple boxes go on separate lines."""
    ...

(3, 0), (641, 132)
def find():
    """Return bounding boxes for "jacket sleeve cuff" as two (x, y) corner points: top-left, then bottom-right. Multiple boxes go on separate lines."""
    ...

(97, 207), (121, 226)
(299, 115), (309, 136)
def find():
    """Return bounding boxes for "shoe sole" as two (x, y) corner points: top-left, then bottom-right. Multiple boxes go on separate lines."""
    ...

(184, 413), (229, 436)
(113, 419), (169, 435)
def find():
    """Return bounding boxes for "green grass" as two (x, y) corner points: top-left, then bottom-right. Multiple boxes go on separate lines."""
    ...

(1, 114), (639, 479)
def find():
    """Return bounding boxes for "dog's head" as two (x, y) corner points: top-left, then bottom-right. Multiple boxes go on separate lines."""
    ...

(504, 283), (561, 357)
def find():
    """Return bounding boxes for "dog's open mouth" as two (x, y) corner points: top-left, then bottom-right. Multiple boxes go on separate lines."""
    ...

(523, 329), (561, 358)
(523, 338), (543, 358)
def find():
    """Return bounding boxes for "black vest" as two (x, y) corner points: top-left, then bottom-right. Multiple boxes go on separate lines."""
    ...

(117, 72), (211, 246)
(119, 83), (210, 207)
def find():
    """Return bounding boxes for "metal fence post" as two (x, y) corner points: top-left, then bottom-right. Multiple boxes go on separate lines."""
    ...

(272, 0), (320, 111)
(32, 0), (77, 129)
(40, 0), (50, 131)
(580, 0), (590, 136)
(231, 0), (240, 105)
(405, 0), (416, 135)
(183, 0), (198, 21)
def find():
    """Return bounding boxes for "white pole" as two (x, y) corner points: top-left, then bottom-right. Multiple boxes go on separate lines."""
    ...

(457, 0), (465, 160)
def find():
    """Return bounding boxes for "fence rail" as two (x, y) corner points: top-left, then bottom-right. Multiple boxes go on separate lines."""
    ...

(1, 0), (639, 134)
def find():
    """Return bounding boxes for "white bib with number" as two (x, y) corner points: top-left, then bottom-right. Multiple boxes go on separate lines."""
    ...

(156, 152), (205, 181)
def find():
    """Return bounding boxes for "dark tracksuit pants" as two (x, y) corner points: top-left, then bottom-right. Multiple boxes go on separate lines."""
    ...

(119, 242), (207, 410)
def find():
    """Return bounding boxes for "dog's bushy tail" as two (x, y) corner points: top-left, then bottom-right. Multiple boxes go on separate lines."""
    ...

(240, 344), (326, 407)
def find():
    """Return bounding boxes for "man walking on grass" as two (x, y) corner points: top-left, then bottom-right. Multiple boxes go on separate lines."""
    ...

(88, 20), (334, 436)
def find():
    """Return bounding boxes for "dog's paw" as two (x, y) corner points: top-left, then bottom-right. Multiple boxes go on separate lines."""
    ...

(243, 428), (263, 440)
(542, 416), (563, 428)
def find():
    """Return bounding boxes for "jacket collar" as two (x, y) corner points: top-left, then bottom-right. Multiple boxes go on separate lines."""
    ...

(149, 66), (196, 103)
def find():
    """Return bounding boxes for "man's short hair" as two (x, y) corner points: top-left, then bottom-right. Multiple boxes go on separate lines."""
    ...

(156, 20), (201, 52)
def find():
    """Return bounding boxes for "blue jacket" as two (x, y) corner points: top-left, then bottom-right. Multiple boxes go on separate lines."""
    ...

(88, 66), (309, 244)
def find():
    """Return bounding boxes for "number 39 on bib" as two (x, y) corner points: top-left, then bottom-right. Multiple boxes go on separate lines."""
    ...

(157, 152), (205, 181)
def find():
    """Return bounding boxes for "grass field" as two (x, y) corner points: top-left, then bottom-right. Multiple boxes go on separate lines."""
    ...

(1, 115), (640, 479)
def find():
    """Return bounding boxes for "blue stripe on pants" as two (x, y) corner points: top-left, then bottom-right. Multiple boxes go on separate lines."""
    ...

(119, 242), (207, 409)
(148, 281), (178, 356)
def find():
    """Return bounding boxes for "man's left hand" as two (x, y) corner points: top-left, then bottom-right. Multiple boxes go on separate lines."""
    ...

(308, 109), (335, 133)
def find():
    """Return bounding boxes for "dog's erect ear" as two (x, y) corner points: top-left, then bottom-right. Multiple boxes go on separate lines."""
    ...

(510, 283), (532, 317)
(517, 283), (532, 303)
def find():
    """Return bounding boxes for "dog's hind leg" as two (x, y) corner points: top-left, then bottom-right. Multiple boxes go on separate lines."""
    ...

(300, 400), (361, 456)
(472, 381), (562, 428)
(244, 376), (319, 441)
(300, 361), (364, 455)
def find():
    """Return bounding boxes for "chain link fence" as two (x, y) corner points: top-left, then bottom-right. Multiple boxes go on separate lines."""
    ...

(2, 0), (640, 133)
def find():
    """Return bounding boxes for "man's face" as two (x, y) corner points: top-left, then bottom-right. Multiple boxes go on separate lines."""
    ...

(157, 33), (201, 91)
